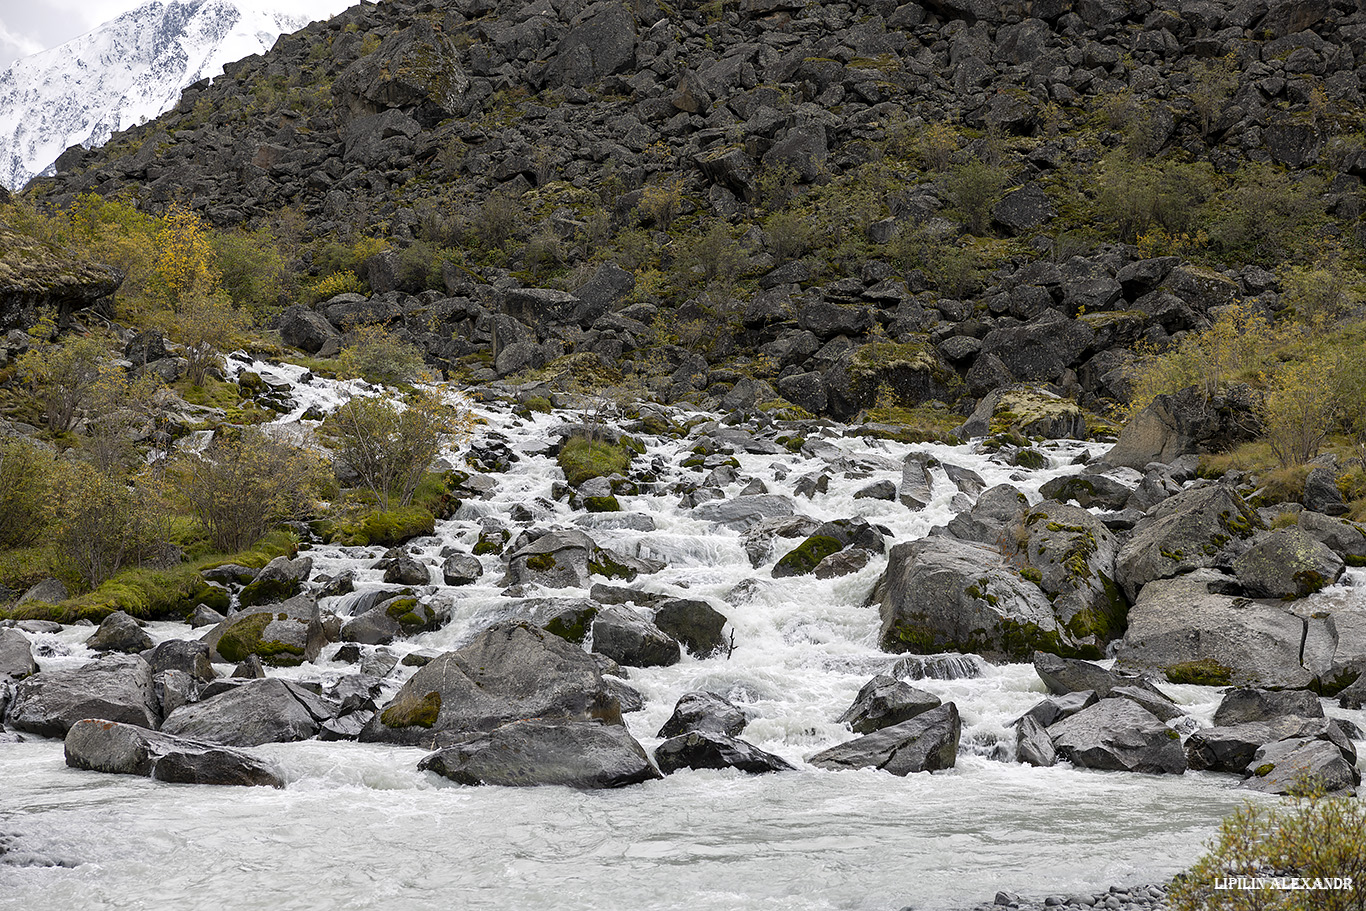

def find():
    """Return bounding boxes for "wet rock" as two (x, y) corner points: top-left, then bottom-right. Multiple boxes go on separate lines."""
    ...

(1017, 690), (1099, 729)
(1039, 473), (1134, 511)
(418, 719), (660, 789)
(65, 719), (283, 787)
(899, 452), (936, 511)
(8, 654), (160, 737)
(877, 536), (1074, 662)
(361, 621), (623, 746)
(1033, 653), (1165, 700)
(441, 553), (483, 586)
(340, 595), (445, 645)
(237, 555), (313, 608)
(506, 528), (596, 588)
(160, 677), (337, 747)
(854, 480), (896, 501)
(382, 554), (430, 586)
(1113, 572), (1314, 689)
(652, 599), (728, 658)
(1114, 485), (1262, 601)
(1015, 715), (1057, 767)
(1048, 698), (1187, 774)
(655, 732), (794, 775)
(836, 675), (942, 733)
(693, 494), (796, 530)
(189, 605), (227, 629)
(814, 548), (872, 579)
(0, 628), (37, 681)
(1213, 688), (1324, 726)
(201, 596), (326, 668)
(153, 670), (196, 718)
(1241, 738), (1359, 796)
(591, 605), (680, 668)
(809, 703), (961, 775)
(1231, 528), (1344, 600)
(657, 691), (747, 738)
(84, 611), (153, 654)
(144, 639), (216, 683)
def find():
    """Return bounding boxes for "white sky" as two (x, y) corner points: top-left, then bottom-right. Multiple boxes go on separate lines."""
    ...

(0, 0), (352, 69)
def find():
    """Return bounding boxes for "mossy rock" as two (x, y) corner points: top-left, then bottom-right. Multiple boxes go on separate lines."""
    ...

(1012, 448), (1047, 470)
(473, 530), (509, 556)
(583, 495), (621, 512)
(1163, 658), (1233, 686)
(333, 507), (436, 547)
(773, 535), (843, 577)
(237, 576), (301, 609)
(588, 551), (638, 582)
(557, 436), (635, 487)
(379, 690), (442, 729)
(847, 337), (962, 407)
(216, 612), (307, 666)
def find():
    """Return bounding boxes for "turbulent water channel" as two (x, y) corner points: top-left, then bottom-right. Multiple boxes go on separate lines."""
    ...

(4, 363), (1364, 911)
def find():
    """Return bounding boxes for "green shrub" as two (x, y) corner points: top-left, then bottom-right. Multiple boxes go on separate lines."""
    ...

(946, 159), (1006, 236)
(0, 439), (52, 549)
(307, 269), (366, 303)
(329, 507), (436, 547)
(336, 325), (427, 385)
(1171, 790), (1366, 911)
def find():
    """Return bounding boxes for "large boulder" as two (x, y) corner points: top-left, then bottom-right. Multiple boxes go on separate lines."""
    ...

(657, 691), (747, 738)
(808, 703), (961, 775)
(505, 529), (595, 588)
(144, 639), (216, 683)
(1016, 501), (1128, 653)
(332, 19), (469, 126)
(876, 536), (1082, 661)
(590, 605), (681, 668)
(654, 732), (794, 775)
(1232, 528), (1344, 600)
(1213, 688), (1324, 726)
(278, 305), (341, 354)
(1032, 652), (1165, 700)
(0, 223), (123, 331)
(64, 719), (283, 787)
(1240, 738), (1359, 796)
(836, 675), (942, 734)
(200, 596), (327, 668)
(1047, 698), (1187, 774)
(340, 595), (446, 645)
(1114, 485), (1262, 601)
(1015, 715), (1057, 767)
(237, 555), (313, 608)
(1102, 384), (1261, 470)
(7, 654), (160, 737)
(85, 611), (153, 654)
(693, 495), (796, 530)
(417, 719), (660, 789)
(1185, 716), (1352, 774)
(546, 2), (638, 88)
(159, 678), (338, 747)
(1113, 572), (1315, 689)
(361, 622), (622, 746)
(652, 599), (728, 658)
(0, 628), (37, 681)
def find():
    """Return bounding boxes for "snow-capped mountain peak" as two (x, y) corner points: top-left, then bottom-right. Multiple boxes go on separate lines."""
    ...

(0, 0), (353, 192)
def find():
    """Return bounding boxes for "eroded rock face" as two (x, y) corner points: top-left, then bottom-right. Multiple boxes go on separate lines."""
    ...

(809, 703), (961, 775)
(417, 719), (660, 789)
(361, 621), (622, 747)
(64, 719), (283, 788)
(160, 678), (338, 747)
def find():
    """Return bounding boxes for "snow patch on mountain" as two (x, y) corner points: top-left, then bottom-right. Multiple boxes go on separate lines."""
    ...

(0, 0), (352, 191)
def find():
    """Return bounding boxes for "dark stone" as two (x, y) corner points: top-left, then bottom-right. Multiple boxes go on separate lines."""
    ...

(65, 719), (283, 787)
(657, 691), (747, 738)
(591, 605), (681, 668)
(7, 654), (160, 737)
(160, 677), (337, 747)
(418, 718), (660, 789)
(1048, 698), (1187, 774)
(836, 675), (942, 733)
(84, 611), (153, 654)
(808, 703), (961, 775)
(654, 731), (794, 775)
(652, 599), (728, 658)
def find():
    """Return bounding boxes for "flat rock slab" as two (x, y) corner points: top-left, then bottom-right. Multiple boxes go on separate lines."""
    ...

(65, 719), (283, 787)
(160, 677), (338, 747)
(418, 719), (660, 789)
(809, 703), (960, 775)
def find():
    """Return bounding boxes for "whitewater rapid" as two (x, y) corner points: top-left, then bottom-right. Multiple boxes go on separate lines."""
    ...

(4, 365), (1364, 911)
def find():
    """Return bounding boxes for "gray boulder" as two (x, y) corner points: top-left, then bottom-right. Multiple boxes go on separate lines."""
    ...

(546, 2), (638, 89)
(506, 529), (595, 588)
(1033, 652), (1165, 700)
(1295, 511), (1366, 560)
(144, 639), (216, 683)
(160, 677), (337, 747)
(876, 536), (1073, 662)
(238, 555), (313, 607)
(693, 495), (796, 530)
(657, 691), (747, 738)
(591, 605), (680, 668)
(418, 719), (660, 789)
(1114, 485), (1262, 601)
(899, 452), (935, 511)
(65, 719), (283, 787)
(654, 732), (794, 775)
(361, 621), (622, 746)
(340, 596), (445, 645)
(1113, 572), (1314, 689)
(441, 554), (483, 586)
(17, 577), (68, 606)
(1048, 698), (1186, 774)
(1102, 385), (1261, 470)
(1016, 690), (1099, 729)
(1232, 528), (1344, 600)
(85, 611), (153, 654)
(836, 675), (942, 733)
(653, 599), (728, 658)
(1213, 688), (1324, 726)
(8, 654), (160, 737)
(0, 628), (37, 681)
(1015, 715), (1057, 767)
(201, 596), (326, 667)
(1241, 738), (1359, 796)
(1185, 716), (1349, 774)
(808, 703), (961, 775)
(1040, 473), (1135, 511)
(278, 305), (341, 354)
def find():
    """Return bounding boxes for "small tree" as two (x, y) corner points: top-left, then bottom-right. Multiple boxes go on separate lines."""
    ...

(946, 159), (1006, 236)
(1263, 354), (1339, 468)
(169, 290), (252, 386)
(0, 438), (52, 548)
(16, 330), (106, 434)
(171, 427), (326, 552)
(49, 461), (165, 586)
(153, 202), (219, 310)
(328, 387), (471, 510)
(336, 325), (427, 385)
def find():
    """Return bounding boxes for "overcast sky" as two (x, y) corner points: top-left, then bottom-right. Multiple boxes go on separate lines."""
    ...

(0, 0), (351, 69)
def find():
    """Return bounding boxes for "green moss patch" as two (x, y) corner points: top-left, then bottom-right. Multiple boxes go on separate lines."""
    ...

(557, 436), (635, 487)
(330, 507), (436, 547)
(216, 612), (306, 666)
(1164, 658), (1233, 686)
(379, 690), (443, 729)
(774, 535), (843, 577)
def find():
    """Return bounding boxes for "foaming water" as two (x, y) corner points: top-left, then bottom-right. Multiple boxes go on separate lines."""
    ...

(5, 381), (1363, 911)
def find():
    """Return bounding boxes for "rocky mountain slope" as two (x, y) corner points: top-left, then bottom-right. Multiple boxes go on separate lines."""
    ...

(0, 0), (352, 192)
(18, 0), (1366, 426)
